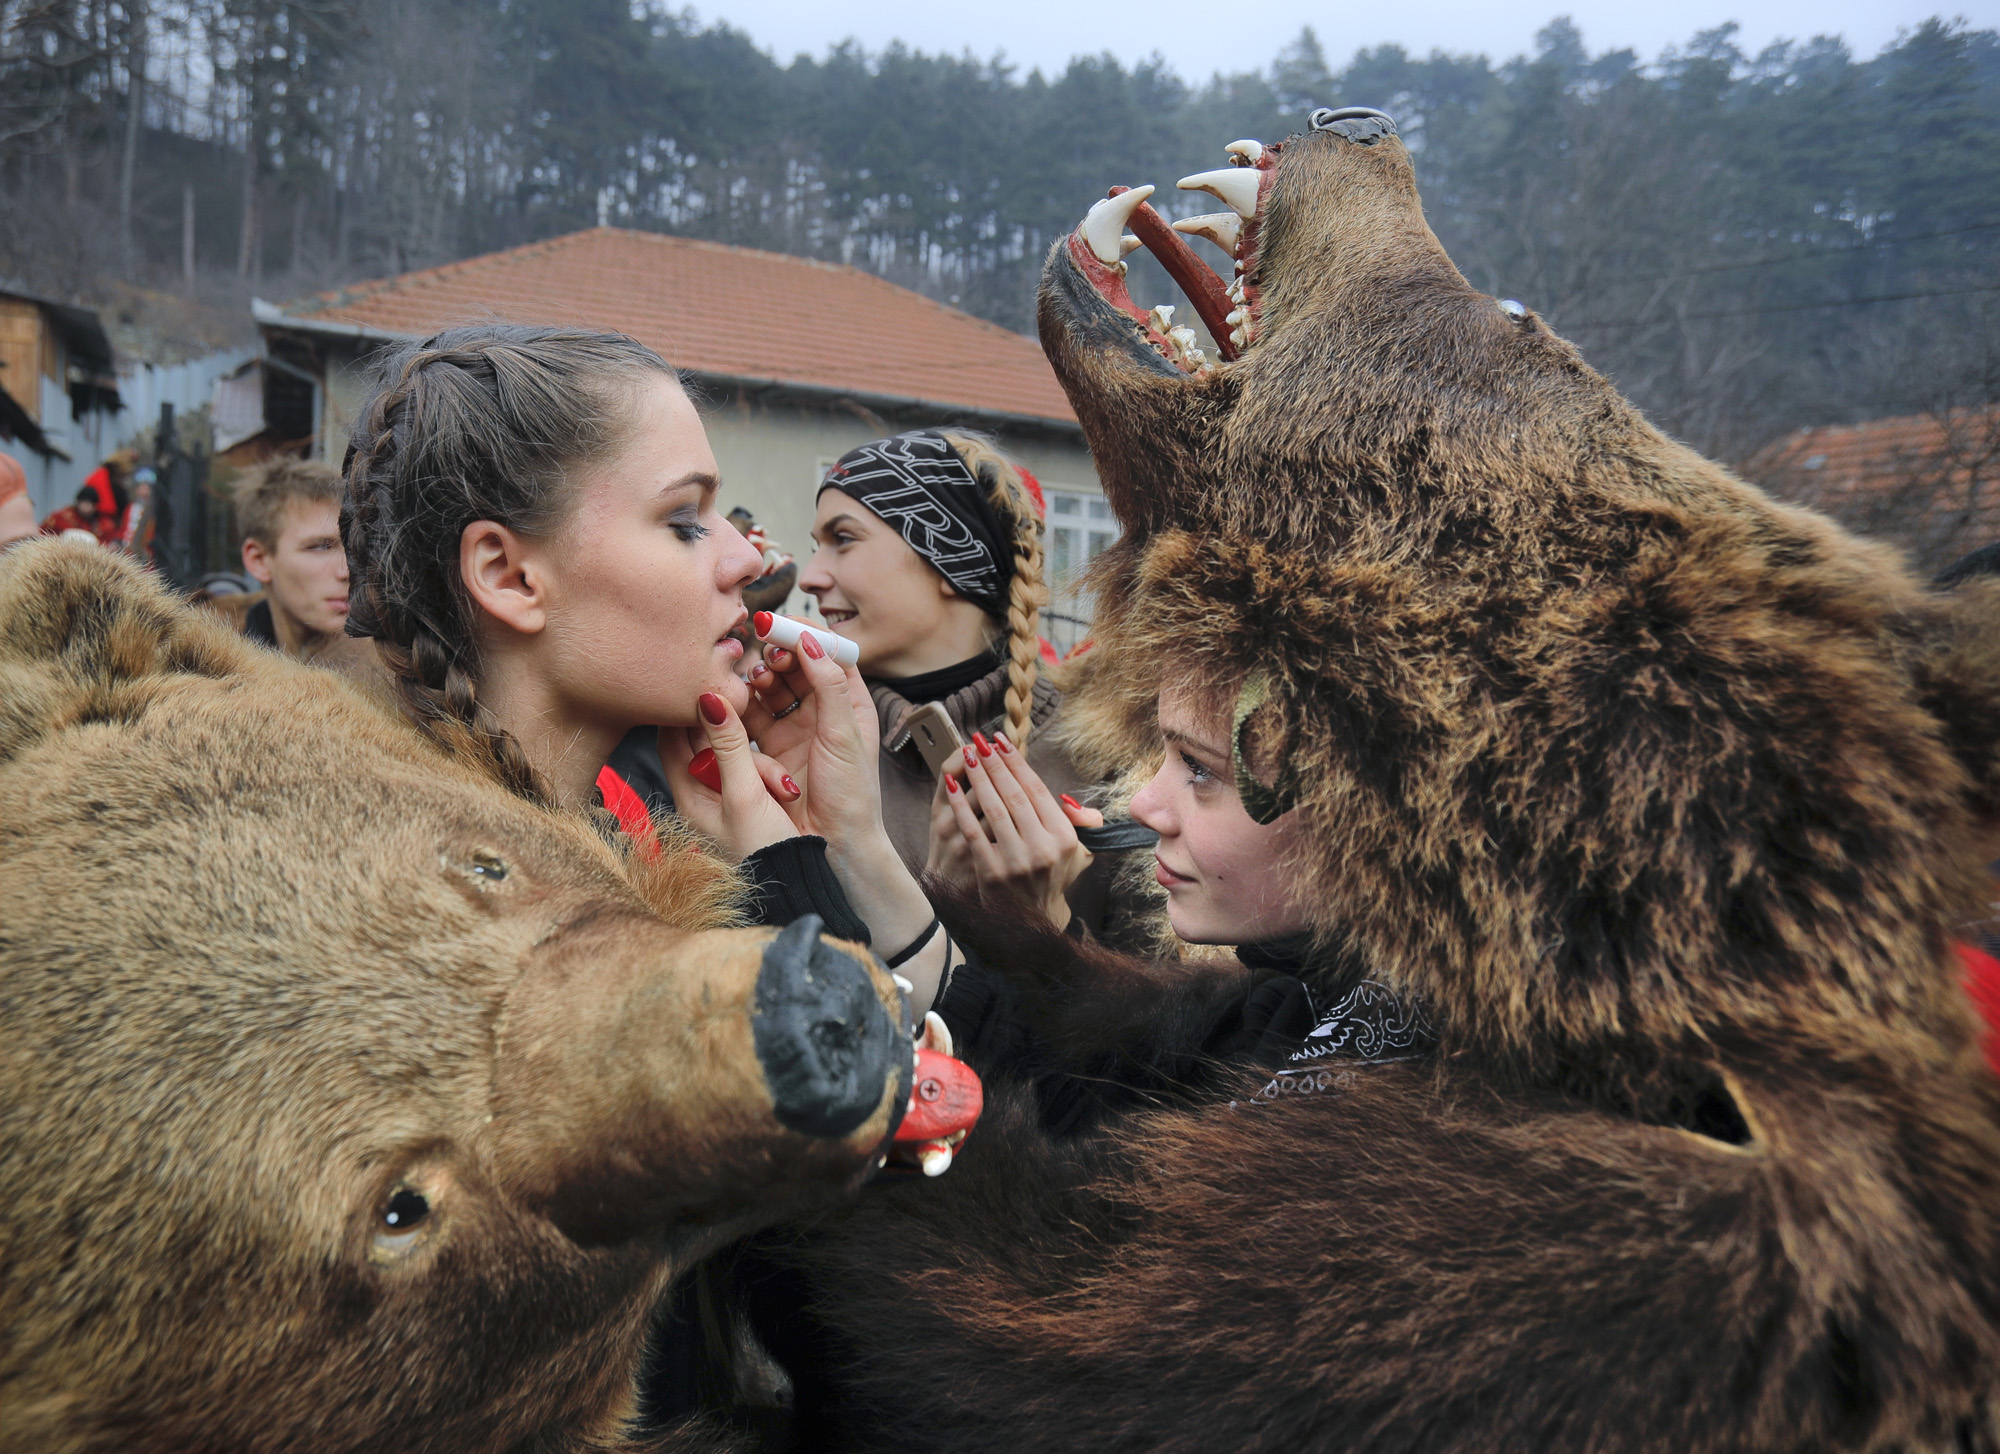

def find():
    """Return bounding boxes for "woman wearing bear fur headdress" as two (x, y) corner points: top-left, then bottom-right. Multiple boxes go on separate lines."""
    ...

(752, 108), (2000, 1453)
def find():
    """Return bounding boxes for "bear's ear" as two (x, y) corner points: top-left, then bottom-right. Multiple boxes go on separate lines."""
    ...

(1915, 575), (2000, 826)
(0, 538), (244, 686)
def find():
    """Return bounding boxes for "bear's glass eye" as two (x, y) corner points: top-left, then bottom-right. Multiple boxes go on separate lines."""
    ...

(469, 851), (507, 882)
(383, 1188), (429, 1229)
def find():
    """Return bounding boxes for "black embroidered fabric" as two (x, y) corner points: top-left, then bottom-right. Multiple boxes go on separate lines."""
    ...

(1252, 978), (1438, 1102)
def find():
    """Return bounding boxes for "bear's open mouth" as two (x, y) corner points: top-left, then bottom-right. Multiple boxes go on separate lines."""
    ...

(1061, 108), (1397, 375)
(1064, 136), (1278, 374)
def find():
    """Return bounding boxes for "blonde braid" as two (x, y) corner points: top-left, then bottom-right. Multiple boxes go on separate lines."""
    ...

(941, 431), (1048, 750)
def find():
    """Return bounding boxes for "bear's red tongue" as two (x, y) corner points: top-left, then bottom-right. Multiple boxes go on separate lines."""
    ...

(1070, 140), (1278, 372)
(886, 1047), (982, 1177)
(1108, 186), (1239, 361)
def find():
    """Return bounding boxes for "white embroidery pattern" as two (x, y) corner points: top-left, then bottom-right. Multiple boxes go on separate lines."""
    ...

(1253, 980), (1436, 1102)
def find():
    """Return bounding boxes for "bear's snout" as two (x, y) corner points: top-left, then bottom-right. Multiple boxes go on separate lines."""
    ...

(754, 916), (902, 1139)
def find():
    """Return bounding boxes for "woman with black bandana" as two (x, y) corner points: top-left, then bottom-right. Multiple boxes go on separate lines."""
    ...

(797, 429), (1126, 937)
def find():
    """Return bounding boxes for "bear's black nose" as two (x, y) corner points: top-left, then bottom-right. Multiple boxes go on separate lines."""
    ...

(1308, 107), (1398, 144)
(753, 916), (900, 1139)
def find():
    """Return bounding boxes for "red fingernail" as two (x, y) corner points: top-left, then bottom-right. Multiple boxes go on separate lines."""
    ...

(973, 731), (993, 758)
(753, 611), (774, 637)
(963, 746), (978, 770)
(1061, 794), (1082, 810)
(799, 630), (824, 661)
(946, 774), (960, 794)
(995, 732), (1014, 755)
(698, 692), (727, 726)
(781, 774), (800, 796)
(689, 748), (721, 792)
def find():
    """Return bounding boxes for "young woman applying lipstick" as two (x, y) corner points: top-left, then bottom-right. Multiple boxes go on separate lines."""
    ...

(338, 325), (954, 1008)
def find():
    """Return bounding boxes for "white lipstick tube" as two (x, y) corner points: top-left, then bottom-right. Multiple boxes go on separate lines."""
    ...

(755, 610), (861, 667)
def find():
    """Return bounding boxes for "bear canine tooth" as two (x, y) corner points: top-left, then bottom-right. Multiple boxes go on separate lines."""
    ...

(1082, 185), (1156, 265)
(1171, 211), (1243, 255)
(1224, 138), (1264, 164)
(1177, 166), (1260, 219)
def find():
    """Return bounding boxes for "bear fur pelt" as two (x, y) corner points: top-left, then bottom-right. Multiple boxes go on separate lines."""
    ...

(0, 541), (912, 1454)
(768, 116), (2000, 1451)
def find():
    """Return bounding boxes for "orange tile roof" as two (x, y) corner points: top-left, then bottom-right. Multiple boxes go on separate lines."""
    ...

(277, 227), (1076, 425)
(1746, 408), (2000, 572)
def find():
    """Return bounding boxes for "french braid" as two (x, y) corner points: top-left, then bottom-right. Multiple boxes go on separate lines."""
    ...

(340, 325), (676, 805)
(939, 431), (1048, 750)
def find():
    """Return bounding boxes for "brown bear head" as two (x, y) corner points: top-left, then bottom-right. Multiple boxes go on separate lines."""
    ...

(0, 542), (911, 1451)
(1040, 113), (2000, 1090)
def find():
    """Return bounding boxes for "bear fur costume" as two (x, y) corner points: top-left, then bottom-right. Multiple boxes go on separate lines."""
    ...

(764, 115), (2000, 1450)
(0, 540), (914, 1454)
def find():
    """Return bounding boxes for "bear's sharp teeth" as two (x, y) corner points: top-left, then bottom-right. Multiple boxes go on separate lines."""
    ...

(1177, 166), (1260, 219)
(1120, 234), (1143, 257)
(1081, 185), (1156, 265)
(1166, 325), (1207, 370)
(1226, 277), (1246, 304)
(1147, 303), (1176, 333)
(1225, 138), (1264, 164)
(1171, 211), (1242, 255)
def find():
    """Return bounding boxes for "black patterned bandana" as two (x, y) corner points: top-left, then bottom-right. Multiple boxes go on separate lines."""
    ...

(819, 431), (1011, 615)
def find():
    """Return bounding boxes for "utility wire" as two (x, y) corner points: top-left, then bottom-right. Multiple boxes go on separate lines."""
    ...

(1563, 281), (2000, 331)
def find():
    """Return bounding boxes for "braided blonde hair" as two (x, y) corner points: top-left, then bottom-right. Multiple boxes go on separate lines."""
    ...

(340, 325), (677, 806)
(938, 431), (1048, 750)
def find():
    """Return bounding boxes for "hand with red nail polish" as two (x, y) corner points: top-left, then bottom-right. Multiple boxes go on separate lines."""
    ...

(655, 686), (803, 862)
(926, 725), (1103, 930)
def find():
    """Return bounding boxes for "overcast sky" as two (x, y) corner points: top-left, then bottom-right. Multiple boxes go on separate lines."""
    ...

(692, 0), (1989, 78)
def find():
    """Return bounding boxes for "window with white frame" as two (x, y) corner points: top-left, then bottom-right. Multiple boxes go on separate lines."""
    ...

(1042, 487), (1117, 654)
(1045, 488), (1116, 588)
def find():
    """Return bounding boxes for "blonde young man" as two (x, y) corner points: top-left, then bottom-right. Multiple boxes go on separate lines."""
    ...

(201, 457), (381, 683)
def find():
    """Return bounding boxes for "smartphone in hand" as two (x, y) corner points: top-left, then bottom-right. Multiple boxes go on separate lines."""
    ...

(905, 701), (966, 779)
